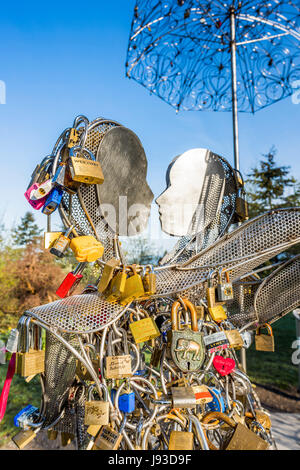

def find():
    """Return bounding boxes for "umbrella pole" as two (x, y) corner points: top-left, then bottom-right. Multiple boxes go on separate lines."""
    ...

(230, 7), (239, 171)
(230, 6), (247, 372)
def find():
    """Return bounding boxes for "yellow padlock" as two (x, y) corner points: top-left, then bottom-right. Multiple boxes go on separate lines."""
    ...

(129, 317), (160, 344)
(119, 265), (145, 306)
(70, 235), (104, 263)
(106, 267), (127, 302)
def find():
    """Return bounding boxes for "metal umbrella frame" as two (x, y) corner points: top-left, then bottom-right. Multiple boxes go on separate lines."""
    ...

(126, 0), (300, 170)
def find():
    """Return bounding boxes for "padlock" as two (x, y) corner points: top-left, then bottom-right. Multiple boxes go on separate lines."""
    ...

(42, 187), (63, 215)
(234, 188), (249, 222)
(171, 386), (196, 408)
(142, 265), (156, 295)
(70, 235), (104, 263)
(61, 432), (75, 447)
(111, 388), (136, 413)
(207, 387), (226, 412)
(5, 328), (19, 353)
(106, 267), (127, 302)
(84, 384), (109, 426)
(216, 270), (234, 302)
(49, 225), (74, 258)
(43, 231), (62, 249)
(129, 317), (160, 344)
(191, 385), (213, 405)
(105, 329), (132, 379)
(255, 323), (275, 352)
(67, 127), (80, 148)
(202, 412), (269, 450)
(206, 273), (227, 323)
(93, 426), (123, 450)
(225, 329), (244, 349)
(169, 299), (205, 372)
(168, 431), (194, 450)
(0, 340), (6, 364)
(97, 258), (121, 293)
(47, 430), (58, 440)
(14, 405), (39, 429)
(75, 357), (99, 381)
(12, 428), (38, 449)
(203, 330), (229, 353)
(29, 178), (53, 200)
(119, 265), (145, 305)
(150, 344), (163, 368)
(24, 182), (48, 210)
(68, 146), (104, 185)
(15, 318), (45, 377)
(56, 262), (86, 298)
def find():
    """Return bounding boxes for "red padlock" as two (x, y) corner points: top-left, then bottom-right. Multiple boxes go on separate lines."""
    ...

(56, 263), (86, 298)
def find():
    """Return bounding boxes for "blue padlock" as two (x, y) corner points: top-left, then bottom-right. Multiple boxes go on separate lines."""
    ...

(207, 387), (225, 412)
(111, 389), (135, 413)
(14, 405), (39, 428)
(42, 187), (63, 215)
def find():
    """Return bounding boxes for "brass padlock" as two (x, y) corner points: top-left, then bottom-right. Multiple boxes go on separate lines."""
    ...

(84, 384), (110, 426)
(255, 323), (275, 352)
(150, 344), (163, 368)
(106, 266), (127, 302)
(129, 316), (160, 344)
(69, 146), (104, 185)
(225, 329), (244, 349)
(12, 429), (37, 449)
(142, 265), (156, 295)
(206, 273), (227, 323)
(97, 258), (120, 294)
(93, 426), (123, 450)
(105, 329), (132, 379)
(61, 432), (75, 447)
(43, 231), (62, 249)
(119, 265), (145, 305)
(67, 127), (80, 148)
(169, 299), (205, 372)
(168, 431), (194, 450)
(75, 358), (99, 381)
(234, 188), (249, 222)
(202, 412), (269, 450)
(15, 319), (45, 377)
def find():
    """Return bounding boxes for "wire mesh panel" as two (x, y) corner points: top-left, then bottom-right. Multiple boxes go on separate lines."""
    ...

(27, 293), (126, 334)
(155, 208), (300, 297)
(254, 254), (300, 327)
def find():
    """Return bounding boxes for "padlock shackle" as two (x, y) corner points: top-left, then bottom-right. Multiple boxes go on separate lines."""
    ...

(256, 323), (273, 337)
(171, 299), (198, 332)
(202, 411), (236, 428)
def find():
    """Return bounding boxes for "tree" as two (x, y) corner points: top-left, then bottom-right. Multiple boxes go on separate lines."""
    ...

(11, 212), (42, 246)
(246, 147), (300, 259)
(121, 236), (163, 265)
(246, 147), (296, 218)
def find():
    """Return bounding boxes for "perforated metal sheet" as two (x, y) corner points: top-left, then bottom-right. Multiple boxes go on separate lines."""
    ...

(160, 152), (238, 265)
(155, 208), (300, 299)
(27, 293), (126, 334)
(41, 331), (78, 429)
(254, 255), (300, 327)
(227, 279), (261, 328)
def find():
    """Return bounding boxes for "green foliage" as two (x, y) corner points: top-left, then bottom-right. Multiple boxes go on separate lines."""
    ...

(11, 212), (42, 246)
(247, 314), (298, 391)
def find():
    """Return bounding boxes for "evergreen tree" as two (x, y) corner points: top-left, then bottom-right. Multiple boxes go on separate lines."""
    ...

(246, 147), (296, 218)
(11, 212), (42, 246)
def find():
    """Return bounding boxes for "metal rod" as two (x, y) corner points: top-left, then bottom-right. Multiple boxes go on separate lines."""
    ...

(230, 6), (239, 171)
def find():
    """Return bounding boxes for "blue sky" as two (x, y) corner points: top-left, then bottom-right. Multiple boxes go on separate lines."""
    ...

(0, 0), (299, 238)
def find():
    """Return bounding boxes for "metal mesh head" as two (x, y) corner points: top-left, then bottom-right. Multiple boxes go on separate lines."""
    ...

(155, 208), (300, 299)
(227, 278), (261, 328)
(160, 152), (238, 265)
(254, 254), (300, 326)
(27, 293), (125, 334)
(60, 118), (123, 262)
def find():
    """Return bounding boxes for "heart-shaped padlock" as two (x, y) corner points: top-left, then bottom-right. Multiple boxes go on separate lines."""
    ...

(213, 355), (235, 376)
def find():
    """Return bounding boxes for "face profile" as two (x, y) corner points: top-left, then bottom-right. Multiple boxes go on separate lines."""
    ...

(95, 126), (154, 236)
(156, 148), (226, 237)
